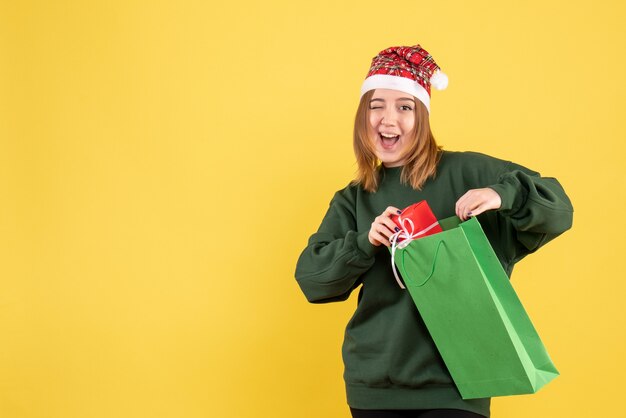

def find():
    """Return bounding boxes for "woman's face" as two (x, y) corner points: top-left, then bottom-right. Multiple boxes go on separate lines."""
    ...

(367, 88), (416, 167)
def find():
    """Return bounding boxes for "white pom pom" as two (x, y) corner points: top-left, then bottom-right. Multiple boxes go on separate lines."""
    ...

(430, 70), (448, 90)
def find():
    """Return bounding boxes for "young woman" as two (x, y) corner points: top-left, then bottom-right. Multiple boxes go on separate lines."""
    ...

(295, 45), (573, 418)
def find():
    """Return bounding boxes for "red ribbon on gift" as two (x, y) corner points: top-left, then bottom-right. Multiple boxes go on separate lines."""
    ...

(390, 201), (443, 289)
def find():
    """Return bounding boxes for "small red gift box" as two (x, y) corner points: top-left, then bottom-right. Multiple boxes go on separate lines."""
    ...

(390, 200), (443, 243)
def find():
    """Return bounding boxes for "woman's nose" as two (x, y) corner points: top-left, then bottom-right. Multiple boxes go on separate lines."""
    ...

(381, 109), (398, 125)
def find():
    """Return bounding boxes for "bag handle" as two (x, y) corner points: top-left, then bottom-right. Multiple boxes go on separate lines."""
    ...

(399, 240), (446, 288)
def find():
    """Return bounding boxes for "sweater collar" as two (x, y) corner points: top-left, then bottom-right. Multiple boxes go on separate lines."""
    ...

(380, 164), (403, 182)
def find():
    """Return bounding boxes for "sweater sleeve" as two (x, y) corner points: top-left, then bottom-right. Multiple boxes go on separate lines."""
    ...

(486, 161), (574, 260)
(295, 187), (379, 304)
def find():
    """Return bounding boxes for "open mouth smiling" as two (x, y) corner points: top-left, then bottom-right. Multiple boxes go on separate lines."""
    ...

(380, 132), (400, 149)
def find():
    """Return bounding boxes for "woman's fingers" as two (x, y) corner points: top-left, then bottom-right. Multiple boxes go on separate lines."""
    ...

(369, 228), (391, 247)
(455, 188), (502, 221)
(457, 199), (481, 221)
(384, 206), (401, 217)
(369, 221), (395, 246)
(455, 191), (471, 220)
(381, 218), (400, 235)
(369, 206), (401, 247)
(457, 195), (482, 221)
(378, 207), (401, 235)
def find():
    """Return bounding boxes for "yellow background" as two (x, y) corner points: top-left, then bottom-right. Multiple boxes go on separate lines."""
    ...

(1, 1), (625, 417)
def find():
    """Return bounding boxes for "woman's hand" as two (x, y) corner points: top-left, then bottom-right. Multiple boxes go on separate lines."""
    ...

(368, 206), (401, 247)
(455, 188), (502, 221)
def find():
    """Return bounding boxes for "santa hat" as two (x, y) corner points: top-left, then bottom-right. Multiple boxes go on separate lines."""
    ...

(360, 45), (448, 113)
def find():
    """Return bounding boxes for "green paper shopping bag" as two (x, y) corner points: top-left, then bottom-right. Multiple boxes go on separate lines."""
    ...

(391, 216), (559, 399)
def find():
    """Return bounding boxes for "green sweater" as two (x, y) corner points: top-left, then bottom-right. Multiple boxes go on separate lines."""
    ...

(294, 151), (573, 417)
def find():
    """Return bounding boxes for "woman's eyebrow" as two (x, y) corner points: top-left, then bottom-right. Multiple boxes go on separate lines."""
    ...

(370, 98), (416, 103)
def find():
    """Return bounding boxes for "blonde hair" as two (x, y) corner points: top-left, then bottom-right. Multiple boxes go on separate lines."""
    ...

(352, 90), (442, 192)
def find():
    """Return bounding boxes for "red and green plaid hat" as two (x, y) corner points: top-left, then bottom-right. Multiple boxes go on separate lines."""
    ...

(360, 45), (448, 113)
